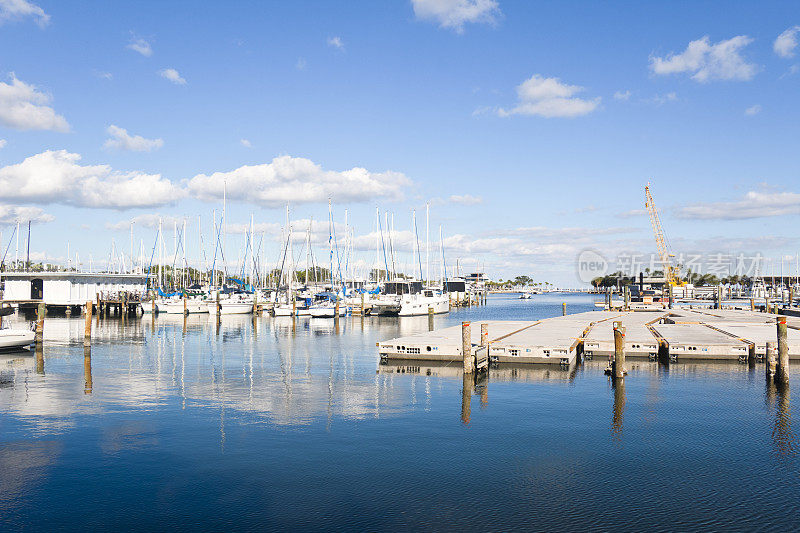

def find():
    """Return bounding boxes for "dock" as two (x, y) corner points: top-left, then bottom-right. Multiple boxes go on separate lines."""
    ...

(378, 307), (800, 366)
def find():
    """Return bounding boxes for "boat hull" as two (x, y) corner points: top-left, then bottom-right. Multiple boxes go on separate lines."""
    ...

(0, 329), (35, 351)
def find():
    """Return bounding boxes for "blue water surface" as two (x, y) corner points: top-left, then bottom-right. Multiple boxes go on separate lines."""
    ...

(1, 293), (798, 531)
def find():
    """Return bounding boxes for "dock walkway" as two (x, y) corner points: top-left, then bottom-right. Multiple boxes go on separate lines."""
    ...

(379, 308), (800, 366)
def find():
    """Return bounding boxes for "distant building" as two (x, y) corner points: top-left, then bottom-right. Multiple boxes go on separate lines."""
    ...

(464, 272), (488, 287)
(1, 272), (150, 309)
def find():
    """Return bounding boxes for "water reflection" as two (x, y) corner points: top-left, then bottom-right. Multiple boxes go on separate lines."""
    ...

(461, 374), (473, 425)
(83, 345), (92, 394)
(767, 381), (796, 458)
(611, 379), (626, 443)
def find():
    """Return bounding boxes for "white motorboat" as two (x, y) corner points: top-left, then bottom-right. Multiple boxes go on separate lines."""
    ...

(308, 303), (346, 318)
(159, 297), (209, 314)
(0, 328), (35, 351)
(207, 295), (254, 315)
(372, 289), (450, 317)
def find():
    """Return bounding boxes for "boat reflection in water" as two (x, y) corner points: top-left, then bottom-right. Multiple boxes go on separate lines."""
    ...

(2, 293), (800, 531)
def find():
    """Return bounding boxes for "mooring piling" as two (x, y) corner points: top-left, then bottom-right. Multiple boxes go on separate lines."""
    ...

(84, 300), (92, 345)
(462, 321), (473, 374)
(562, 302), (567, 316)
(35, 302), (45, 344)
(613, 321), (627, 379)
(766, 341), (777, 379)
(428, 306), (434, 331)
(481, 322), (488, 348)
(777, 317), (790, 383)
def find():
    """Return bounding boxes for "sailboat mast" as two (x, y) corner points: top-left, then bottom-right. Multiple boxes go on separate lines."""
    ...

(375, 207), (380, 283)
(328, 199), (334, 290)
(425, 203), (429, 287)
(411, 209), (417, 280)
(158, 217), (163, 288)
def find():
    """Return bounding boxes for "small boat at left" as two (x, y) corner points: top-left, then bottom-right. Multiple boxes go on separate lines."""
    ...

(0, 326), (35, 351)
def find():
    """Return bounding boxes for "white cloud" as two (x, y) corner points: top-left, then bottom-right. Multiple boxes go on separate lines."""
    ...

(646, 92), (677, 106)
(744, 104), (761, 116)
(327, 36), (344, 50)
(0, 74), (70, 132)
(449, 194), (482, 205)
(94, 71), (113, 80)
(650, 35), (757, 82)
(618, 209), (647, 218)
(411, 0), (500, 33)
(296, 57), (307, 70)
(498, 74), (600, 118)
(187, 155), (412, 207)
(104, 125), (164, 152)
(240, 138), (252, 148)
(0, 139), (5, 149)
(675, 190), (800, 220)
(0, 204), (54, 225)
(0, 0), (49, 27)
(126, 36), (153, 57)
(774, 26), (800, 58)
(0, 150), (183, 209)
(613, 90), (631, 101)
(159, 68), (186, 85)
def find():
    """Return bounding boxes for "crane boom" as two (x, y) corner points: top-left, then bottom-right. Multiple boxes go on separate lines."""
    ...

(644, 183), (680, 286)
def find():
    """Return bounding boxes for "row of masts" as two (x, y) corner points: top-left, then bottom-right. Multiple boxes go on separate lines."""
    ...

(0, 199), (460, 292)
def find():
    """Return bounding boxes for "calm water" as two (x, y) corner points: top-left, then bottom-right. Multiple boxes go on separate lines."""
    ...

(1, 293), (799, 531)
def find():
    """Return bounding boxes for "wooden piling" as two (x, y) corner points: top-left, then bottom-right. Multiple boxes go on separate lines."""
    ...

(183, 294), (188, 316)
(462, 321), (473, 374)
(253, 291), (259, 316)
(766, 341), (777, 379)
(83, 345), (92, 394)
(765, 297), (771, 314)
(750, 298), (755, 311)
(777, 316), (790, 383)
(428, 306), (434, 331)
(84, 300), (92, 344)
(35, 302), (45, 343)
(334, 297), (340, 321)
(791, 286), (795, 308)
(35, 340), (44, 374)
(613, 321), (626, 379)
(562, 302), (566, 316)
(292, 296), (297, 317)
(480, 323), (488, 347)
(360, 292), (365, 316)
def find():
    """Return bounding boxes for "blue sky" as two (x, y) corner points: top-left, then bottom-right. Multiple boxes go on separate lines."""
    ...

(0, 0), (799, 285)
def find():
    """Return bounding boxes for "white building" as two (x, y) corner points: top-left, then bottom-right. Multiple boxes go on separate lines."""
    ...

(1, 272), (150, 308)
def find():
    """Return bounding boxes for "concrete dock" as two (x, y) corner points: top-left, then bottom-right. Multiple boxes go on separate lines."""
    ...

(583, 311), (665, 360)
(378, 308), (800, 366)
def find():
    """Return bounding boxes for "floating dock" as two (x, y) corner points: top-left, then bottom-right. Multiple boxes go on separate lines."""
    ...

(583, 310), (665, 360)
(378, 308), (800, 365)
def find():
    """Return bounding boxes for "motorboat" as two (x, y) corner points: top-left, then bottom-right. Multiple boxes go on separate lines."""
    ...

(159, 297), (209, 314)
(308, 302), (347, 318)
(371, 283), (450, 317)
(207, 294), (254, 315)
(0, 327), (35, 351)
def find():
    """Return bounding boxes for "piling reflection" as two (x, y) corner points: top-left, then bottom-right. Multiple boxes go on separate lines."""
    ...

(83, 345), (92, 394)
(768, 381), (796, 458)
(611, 379), (626, 443)
(461, 373), (473, 425)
